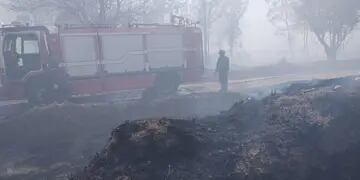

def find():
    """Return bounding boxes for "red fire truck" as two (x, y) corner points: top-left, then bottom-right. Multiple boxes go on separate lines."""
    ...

(0, 22), (204, 104)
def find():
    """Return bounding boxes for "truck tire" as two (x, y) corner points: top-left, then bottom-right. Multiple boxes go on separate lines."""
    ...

(25, 72), (69, 105)
(153, 71), (181, 94)
(141, 72), (181, 101)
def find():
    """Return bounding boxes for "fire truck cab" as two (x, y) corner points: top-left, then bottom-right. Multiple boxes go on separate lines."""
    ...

(0, 26), (56, 103)
(0, 22), (204, 104)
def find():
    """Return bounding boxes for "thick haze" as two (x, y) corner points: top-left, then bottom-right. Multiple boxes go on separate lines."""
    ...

(1, 0), (360, 67)
(240, 0), (289, 66)
(0, 1), (14, 24)
(233, 0), (360, 67)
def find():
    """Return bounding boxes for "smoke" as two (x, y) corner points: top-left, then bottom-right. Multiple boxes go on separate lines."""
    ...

(1, 0), (360, 67)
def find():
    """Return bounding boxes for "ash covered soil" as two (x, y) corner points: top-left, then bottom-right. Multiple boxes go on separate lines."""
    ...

(2, 76), (360, 180)
(0, 93), (241, 180)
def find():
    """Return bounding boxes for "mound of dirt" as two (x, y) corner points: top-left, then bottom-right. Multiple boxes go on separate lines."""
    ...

(230, 77), (360, 180)
(73, 76), (360, 180)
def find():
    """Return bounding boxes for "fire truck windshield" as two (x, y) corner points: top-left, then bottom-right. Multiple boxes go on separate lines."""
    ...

(23, 40), (39, 54)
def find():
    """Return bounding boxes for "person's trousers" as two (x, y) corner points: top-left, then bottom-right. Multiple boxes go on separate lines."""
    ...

(219, 72), (228, 92)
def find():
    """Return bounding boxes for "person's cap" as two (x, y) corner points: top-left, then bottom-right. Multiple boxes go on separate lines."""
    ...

(219, 50), (226, 54)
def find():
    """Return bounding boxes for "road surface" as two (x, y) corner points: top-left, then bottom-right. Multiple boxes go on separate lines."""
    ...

(0, 70), (358, 110)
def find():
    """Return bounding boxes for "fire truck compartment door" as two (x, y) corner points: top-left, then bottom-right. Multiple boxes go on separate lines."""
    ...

(147, 34), (184, 69)
(101, 35), (145, 73)
(61, 35), (98, 77)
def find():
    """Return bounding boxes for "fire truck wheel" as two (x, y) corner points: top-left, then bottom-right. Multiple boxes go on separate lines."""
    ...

(141, 72), (180, 102)
(153, 72), (181, 95)
(25, 75), (69, 105)
(141, 87), (158, 102)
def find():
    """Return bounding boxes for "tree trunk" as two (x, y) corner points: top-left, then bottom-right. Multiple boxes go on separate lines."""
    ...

(283, 0), (294, 58)
(115, 0), (121, 21)
(98, 0), (106, 24)
(202, 1), (209, 62)
(325, 47), (337, 61)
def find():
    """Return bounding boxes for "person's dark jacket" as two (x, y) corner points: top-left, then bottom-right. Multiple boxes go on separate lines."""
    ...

(216, 55), (230, 74)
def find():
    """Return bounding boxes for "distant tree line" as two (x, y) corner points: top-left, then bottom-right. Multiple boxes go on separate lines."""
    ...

(5, 0), (248, 58)
(4, 0), (360, 61)
(6, 0), (185, 24)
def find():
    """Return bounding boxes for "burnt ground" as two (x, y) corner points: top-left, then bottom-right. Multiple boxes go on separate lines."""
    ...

(70, 76), (360, 180)
(1, 76), (360, 180)
(0, 93), (242, 180)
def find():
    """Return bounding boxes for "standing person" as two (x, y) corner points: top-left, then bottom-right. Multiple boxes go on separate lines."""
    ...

(216, 50), (230, 92)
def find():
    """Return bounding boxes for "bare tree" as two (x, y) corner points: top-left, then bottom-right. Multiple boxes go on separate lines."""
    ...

(195, 0), (248, 59)
(265, 0), (299, 58)
(221, 0), (248, 56)
(5, 0), (185, 25)
(296, 0), (360, 61)
(266, 0), (360, 61)
(197, 0), (222, 61)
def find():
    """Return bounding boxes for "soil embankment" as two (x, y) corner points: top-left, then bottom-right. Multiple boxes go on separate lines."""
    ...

(73, 76), (360, 180)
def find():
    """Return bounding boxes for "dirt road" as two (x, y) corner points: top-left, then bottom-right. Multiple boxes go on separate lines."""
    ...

(181, 71), (359, 94)
(0, 71), (356, 108)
